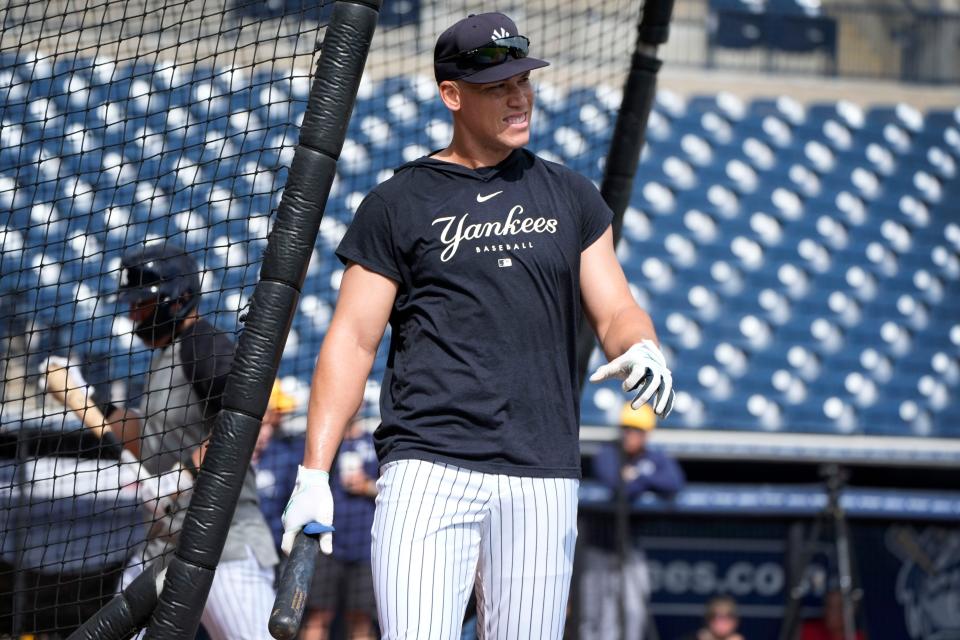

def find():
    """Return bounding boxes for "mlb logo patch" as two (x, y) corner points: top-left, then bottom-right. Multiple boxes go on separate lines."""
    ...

(498, 258), (513, 268)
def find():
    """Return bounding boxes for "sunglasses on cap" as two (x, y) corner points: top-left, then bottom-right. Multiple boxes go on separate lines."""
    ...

(441, 36), (530, 66)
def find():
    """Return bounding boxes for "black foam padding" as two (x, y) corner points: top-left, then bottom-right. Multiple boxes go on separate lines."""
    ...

(223, 280), (299, 417)
(123, 561), (165, 624)
(638, 0), (676, 45)
(147, 2), (382, 637)
(299, 1), (380, 157)
(260, 148), (338, 287)
(601, 50), (662, 244)
(576, 48), (663, 385)
(66, 596), (134, 640)
(66, 562), (162, 640)
(175, 410), (264, 566)
(342, 0), (381, 9)
(143, 558), (214, 639)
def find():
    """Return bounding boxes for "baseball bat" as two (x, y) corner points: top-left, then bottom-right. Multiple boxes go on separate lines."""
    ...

(269, 522), (335, 640)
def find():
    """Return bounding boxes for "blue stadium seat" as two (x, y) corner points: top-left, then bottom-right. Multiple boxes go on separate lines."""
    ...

(6, 61), (959, 440)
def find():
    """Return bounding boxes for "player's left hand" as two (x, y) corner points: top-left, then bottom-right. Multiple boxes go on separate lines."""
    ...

(589, 339), (675, 418)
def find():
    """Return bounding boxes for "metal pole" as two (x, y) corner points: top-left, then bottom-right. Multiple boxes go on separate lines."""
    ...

(825, 466), (857, 640)
(778, 512), (824, 640)
(616, 436), (630, 639)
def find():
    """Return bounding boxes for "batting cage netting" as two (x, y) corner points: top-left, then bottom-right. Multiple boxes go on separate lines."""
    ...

(0, 1), (643, 636)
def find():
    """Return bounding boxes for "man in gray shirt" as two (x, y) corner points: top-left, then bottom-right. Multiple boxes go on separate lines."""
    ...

(107, 243), (278, 639)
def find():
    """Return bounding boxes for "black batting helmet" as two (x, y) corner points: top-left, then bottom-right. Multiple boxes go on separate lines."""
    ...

(118, 244), (201, 340)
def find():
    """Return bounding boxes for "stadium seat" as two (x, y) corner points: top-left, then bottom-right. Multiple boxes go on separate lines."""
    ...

(4, 58), (958, 439)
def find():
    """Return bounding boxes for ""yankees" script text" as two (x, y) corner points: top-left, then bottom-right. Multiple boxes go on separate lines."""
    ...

(431, 205), (558, 262)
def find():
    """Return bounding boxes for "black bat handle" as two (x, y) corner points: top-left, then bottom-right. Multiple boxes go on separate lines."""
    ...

(268, 523), (333, 640)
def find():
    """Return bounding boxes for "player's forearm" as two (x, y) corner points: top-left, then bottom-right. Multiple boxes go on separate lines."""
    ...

(302, 334), (377, 472)
(597, 304), (659, 359)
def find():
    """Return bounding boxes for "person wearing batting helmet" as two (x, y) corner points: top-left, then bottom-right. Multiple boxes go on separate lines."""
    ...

(111, 243), (278, 639)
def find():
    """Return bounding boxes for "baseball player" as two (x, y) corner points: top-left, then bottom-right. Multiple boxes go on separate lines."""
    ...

(41, 243), (278, 639)
(282, 12), (675, 640)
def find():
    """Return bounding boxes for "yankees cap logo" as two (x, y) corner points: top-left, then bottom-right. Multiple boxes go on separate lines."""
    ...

(492, 27), (510, 39)
(476, 190), (503, 203)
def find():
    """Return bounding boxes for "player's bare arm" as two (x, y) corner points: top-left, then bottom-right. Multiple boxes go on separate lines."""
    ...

(580, 226), (659, 356)
(581, 226), (676, 417)
(303, 262), (397, 472)
(282, 261), (396, 555)
(39, 357), (194, 527)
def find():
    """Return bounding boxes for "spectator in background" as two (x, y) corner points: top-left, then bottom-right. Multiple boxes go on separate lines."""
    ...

(593, 403), (686, 499)
(580, 403), (685, 640)
(682, 595), (745, 640)
(300, 412), (379, 640)
(252, 381), (296, 466)
(800, 589), (866, 640)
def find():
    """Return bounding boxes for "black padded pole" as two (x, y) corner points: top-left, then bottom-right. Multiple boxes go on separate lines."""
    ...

(67, 561), (166, 640)
(575, 0), (675, 388)
(141, 1), (382, 638)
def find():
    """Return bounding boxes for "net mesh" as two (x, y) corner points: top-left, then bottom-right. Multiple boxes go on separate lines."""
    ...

(0, 0), (638, 635)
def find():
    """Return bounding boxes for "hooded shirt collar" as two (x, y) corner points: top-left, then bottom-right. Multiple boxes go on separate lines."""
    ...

(394, 148), (529, 183)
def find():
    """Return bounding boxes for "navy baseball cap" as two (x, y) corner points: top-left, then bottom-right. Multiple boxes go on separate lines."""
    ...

(434, 12), (549, 84)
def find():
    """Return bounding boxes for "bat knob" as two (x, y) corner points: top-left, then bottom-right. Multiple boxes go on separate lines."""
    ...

(267, 611), (299, 640)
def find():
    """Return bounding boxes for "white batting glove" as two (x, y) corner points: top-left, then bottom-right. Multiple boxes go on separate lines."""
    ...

(117, 448), (148, 488)
(137, 463), (195, 521)
(282, 465), (333, 556)
(589, 340), (676, 418)
(38, 356), (93, 406)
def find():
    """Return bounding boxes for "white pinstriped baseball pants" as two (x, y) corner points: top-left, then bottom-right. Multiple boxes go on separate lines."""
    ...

(121, 546), (275, 640)
(371, 459), (579, 640)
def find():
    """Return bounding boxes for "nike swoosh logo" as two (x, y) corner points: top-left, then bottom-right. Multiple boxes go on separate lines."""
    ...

(476, 190), (503, 203)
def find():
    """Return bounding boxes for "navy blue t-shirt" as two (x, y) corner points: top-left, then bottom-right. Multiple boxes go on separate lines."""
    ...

(336, 149), (612, 479)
